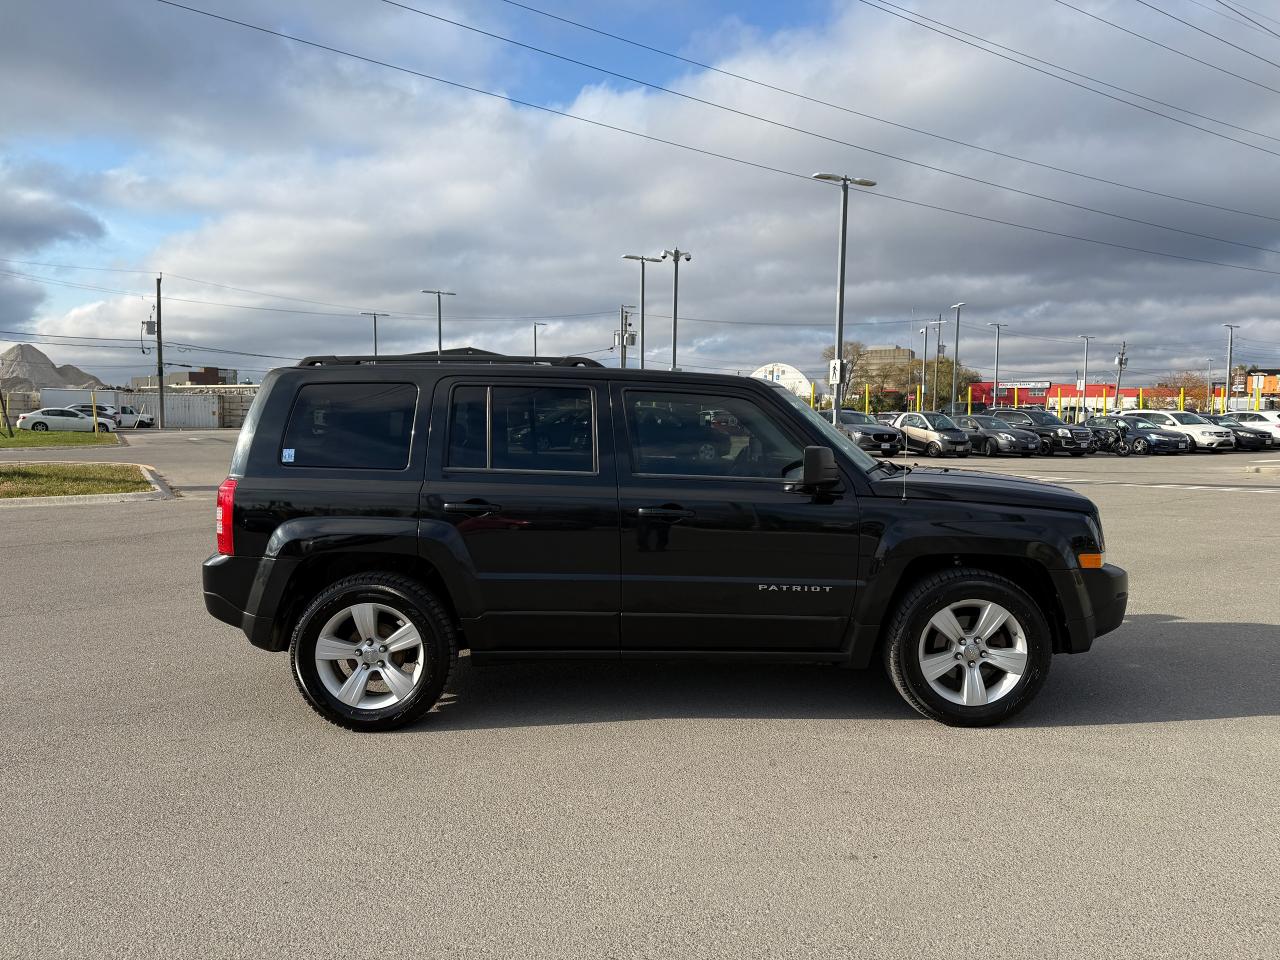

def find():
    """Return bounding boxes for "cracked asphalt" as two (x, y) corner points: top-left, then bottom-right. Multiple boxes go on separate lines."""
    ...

(2, 431), (1276, 959)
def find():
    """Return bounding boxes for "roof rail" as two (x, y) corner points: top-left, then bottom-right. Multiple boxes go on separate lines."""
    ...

(298, 349), (604, 369)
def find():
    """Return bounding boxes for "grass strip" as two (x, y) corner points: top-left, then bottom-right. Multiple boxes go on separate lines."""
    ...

(0, 463), (151, 498)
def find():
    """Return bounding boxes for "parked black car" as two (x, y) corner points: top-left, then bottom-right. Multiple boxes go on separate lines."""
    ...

(203, 350), (1127, 731)
(836, 409), (902, 456)
(953, 414), (1039, 457)
(1201, 414), (1275, 452)
(1084, 416), (1186, 456)
(988, 407), (1094, 456)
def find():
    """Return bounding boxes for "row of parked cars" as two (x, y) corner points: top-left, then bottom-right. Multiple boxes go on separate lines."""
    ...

(836, 407), (1280, 457)
(14, 402), (155, 433)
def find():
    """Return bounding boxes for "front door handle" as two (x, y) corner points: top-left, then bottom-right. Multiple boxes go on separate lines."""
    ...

(637, 505), (694, 521)
(444, 501), (501, 516)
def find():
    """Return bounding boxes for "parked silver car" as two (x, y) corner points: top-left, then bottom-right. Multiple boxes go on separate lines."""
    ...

(892, 412), (971, 457)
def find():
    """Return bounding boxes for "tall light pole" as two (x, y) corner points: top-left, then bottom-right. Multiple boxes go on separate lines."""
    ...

(661, 249), (691, 371)
(929, 316), (947, 410)
(533, 321), (547, 358)
(360, 311), (390, 356)
(1114, 341), (1128, 411)
(421, 289), (455, 354)
(987, 321), (1006, 409)
(1206, 358), (1214, 411)
(949, 302), (965, 410)
(1078, 335), (1096, 422)
(812, 172), (877, 423)
(1224, 323), (1239, 412)
(623, 254), (662, 369)
(919, 326), (928, 412)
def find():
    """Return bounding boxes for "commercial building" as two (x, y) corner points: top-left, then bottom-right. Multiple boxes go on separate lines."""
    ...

(750, 362), (818, 400)
(861, 344), (915, 380)
(130, 367), (239, 389)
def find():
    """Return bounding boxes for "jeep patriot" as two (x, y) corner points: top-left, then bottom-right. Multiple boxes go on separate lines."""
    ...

(202, 351), (1128, 730)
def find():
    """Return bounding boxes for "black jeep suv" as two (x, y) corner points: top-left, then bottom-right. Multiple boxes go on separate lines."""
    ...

(988, 407), (1094, 456)
(203, 352), (1128, 730)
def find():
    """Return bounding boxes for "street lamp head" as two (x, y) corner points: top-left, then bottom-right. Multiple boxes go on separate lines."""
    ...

(422, 289), (455, 296)
(533, 321), (548, 328)
(811, 173), (877, 186)
(950, 302), (965, 310)
(623, 254), (662, 263)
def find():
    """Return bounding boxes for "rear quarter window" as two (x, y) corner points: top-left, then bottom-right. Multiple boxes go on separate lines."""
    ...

(280, 382), (417, 470)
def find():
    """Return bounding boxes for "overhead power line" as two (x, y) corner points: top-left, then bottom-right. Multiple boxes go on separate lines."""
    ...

(148, 0), (1280, 279)
(1212, 0), (1280, 41)
(1128, 0), (1280, 69)
(1052, 0), (1280, 95)
(380, 0), (1280, 257)
(851, 0), (1280, 152)
(490, 0), (1280, 223)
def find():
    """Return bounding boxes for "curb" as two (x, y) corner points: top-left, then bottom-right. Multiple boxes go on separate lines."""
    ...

(0, 461), (173, 509)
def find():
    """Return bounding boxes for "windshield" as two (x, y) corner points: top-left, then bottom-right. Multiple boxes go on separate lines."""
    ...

(1021, 409), (1067, 426)
(1126, 419), (1158, 428)
(922, 413), (959, 430)
(838, 411), (876, 426)
(1169, 412), (1208, 425)
(771, 390), (879, 471)
(969, 416), (1003, 429)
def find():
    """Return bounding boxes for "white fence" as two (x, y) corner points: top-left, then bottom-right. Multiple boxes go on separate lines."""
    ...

(39, 387), (228, 428)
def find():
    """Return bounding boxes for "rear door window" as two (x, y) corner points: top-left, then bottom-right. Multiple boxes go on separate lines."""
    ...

(281, 382), (417, 469)
(446, 384), (595, 473)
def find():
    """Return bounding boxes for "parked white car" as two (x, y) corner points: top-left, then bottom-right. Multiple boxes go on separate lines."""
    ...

(16, 408), (114, 432)
(68, 402), (121, 425)
(1227, 410), (1280, 440)
(116, 404), (155, 428)
(1121, 410), (1233, 451)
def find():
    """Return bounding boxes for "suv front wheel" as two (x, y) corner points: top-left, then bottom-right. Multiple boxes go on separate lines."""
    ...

(290, 573), (457, 732)
(883, 568), (1052, 726)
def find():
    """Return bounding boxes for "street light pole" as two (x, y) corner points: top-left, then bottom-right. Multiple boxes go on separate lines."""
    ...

(919, 326), (928, 412)
(1078, 335), (1096, 422)
(623, 254), (662, 370)
(1224, 324), (1239, 412)
(987, 321), (1006, 409)
(1206, 358), (1214, 411)
(360, 311), (390, 356)
(421, 290), (455, 354)
(533, 321), (547, 358)
(929, 317), (946, 410)
(949, 302), (965, 411)
(812, 172), (876, 423)
(661, 249), (692, 371)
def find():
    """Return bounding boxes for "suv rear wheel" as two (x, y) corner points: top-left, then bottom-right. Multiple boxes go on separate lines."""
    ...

(290, 573), (457, 732)
(883, 568), (1052, 726)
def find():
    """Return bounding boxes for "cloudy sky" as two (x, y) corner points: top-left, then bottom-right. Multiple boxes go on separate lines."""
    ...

(3, 0), (1280, 387)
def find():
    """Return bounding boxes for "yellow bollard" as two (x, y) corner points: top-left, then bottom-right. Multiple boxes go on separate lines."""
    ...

(1056, 387), (1062, 418)
(864, 383), (870, 415)
(1138, 387), (1144, 410)
(1179, 387), (1185, 411)
(810, 381), (815, 409)
(1256, 383), (1262, 411)
(1014, 386), (1019, 408)
(967, 384), (972, 415)
(91, 388), (99, 435)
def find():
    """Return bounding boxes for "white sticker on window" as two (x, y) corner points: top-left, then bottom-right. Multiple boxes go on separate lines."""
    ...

(282, 448), (295, 463)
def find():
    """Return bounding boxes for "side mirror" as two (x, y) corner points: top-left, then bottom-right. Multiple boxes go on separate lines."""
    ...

(794, 445), (839, 491)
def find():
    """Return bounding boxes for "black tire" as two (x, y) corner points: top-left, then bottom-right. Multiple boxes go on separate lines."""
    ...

(1038, 437), (1053, 456)
(31, 421), (48, 431)
(926, 441), (943, 458)
(1187, 437), (1198, 452)
(985, 439), (1000, 458)
(1132, 438), (1150, 455)
(1115, 440), (1130, 457)
(290, 572), (457, 732)
(882, 567), (1053, 727)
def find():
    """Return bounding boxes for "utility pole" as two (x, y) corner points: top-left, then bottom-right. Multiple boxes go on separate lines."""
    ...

(156, 274), (165, 430)
(929, 315), (946, 411)
(1113, 341), (1128, 411)
(662, 249), (691, 371)
(422, 290), (455, 354)
(623, 255), (662, 369)
(1078, 335), (1095, 423)
(360, 312), (390, 356)
(987, 322), (1006, 409)
(615, 305), (636, 368)
(949, 302), (965, 411)
(1224, 324), (1239, 412)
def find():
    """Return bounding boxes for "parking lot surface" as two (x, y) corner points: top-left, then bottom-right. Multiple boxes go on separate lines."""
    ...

(2, 433), (1276, 959)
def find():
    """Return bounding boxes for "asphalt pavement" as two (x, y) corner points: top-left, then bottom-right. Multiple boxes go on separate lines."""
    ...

(2, 432), (1276, 959)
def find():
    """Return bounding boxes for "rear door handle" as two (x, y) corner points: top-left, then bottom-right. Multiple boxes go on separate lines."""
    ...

(637, 506), (694, 521)
(443, 501), (501, 516)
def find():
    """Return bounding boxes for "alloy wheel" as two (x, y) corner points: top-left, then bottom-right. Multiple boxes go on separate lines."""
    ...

(917, 600), (1029, 707)
(313, 602), (425, 710)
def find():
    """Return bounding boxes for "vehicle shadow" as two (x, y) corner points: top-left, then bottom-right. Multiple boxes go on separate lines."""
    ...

(426, 613), (1278, 730)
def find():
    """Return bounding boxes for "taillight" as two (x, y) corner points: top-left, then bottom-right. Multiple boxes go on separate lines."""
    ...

(216, 477), (238, 555)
